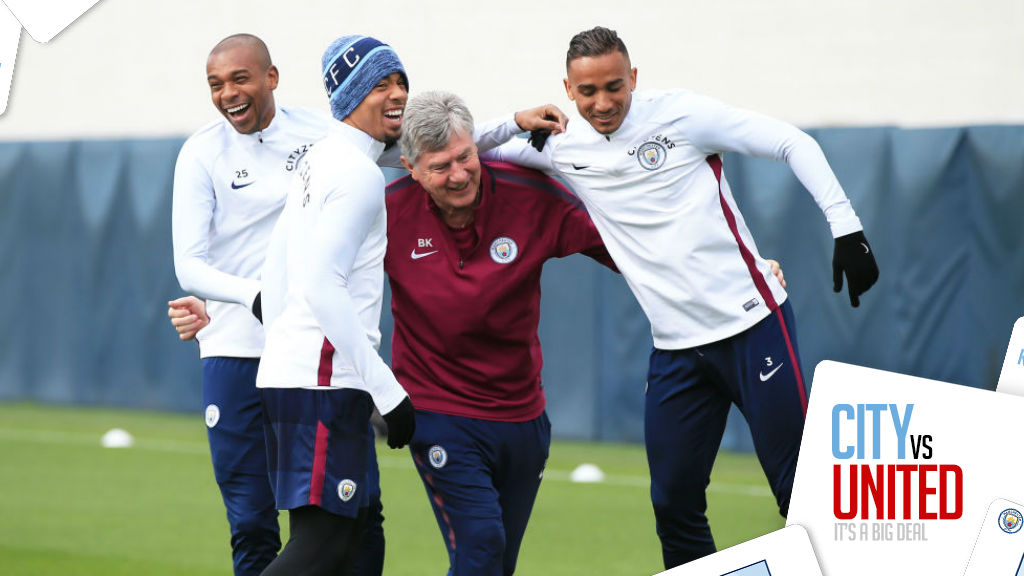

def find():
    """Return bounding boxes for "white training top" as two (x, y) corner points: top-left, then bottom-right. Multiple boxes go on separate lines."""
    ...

(490, 89), (863, 350)
(254, 122), (404, 412)
(172, 106), (330, 358)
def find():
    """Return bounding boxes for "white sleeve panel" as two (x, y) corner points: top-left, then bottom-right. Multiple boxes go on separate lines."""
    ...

(681, 94), (863, 238)
(374, 115), (522, 169)
(305, 169), (407, 414)
(482, 135), (554, 171)
(473, 114), (523, 154)
(372, 113), (524, 168)
(171, 142), (261, 305)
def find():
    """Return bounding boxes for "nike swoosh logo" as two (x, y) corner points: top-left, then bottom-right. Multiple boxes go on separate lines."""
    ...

(410, 249), (439, 260)
(861, 242), (870, 254)
(231, 181), (254, 190)
(571, 163), (590, 170)
(759, 363), (784, 382)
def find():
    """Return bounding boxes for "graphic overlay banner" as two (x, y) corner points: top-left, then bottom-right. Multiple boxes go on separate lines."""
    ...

(0, 3), (18, 115)
(653, 526), (823, 576)
(997, 317), (1024, 395)
(0, 0), (100, 43)
(964, 498), (1024, 576)
(787, 361), (1024, 576)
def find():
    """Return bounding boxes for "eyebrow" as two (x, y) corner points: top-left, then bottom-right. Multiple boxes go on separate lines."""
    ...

(427, 146), (473, 170)
(207, 68), (252, 82)
(576, 78), (624, 91)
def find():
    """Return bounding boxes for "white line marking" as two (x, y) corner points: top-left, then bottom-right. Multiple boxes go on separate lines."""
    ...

(0, 427), (208, 455)
(0, 428), (773, 497)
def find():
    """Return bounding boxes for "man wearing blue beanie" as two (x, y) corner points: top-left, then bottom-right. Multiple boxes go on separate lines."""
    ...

(321, 35), (408, 137)
(248, 33), (416, 575)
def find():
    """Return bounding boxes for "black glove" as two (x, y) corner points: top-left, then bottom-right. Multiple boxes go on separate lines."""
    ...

(251, 292), (263, 324)
(381, 396), (415, 449)
(832, 231), (879, 308)
(527, 128), (551, 152)
(526, 113), (561, 152)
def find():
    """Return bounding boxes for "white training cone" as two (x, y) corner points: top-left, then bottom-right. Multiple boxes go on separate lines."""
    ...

(570, 463), (605, 483)
(101, 428), (135, 448)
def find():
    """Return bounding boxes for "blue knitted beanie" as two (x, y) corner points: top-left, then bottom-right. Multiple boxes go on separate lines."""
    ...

(321, 35), (407, 121)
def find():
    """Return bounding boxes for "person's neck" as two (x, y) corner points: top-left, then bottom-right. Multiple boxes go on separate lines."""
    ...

(259, 104), (277, 132)
(440, 188), (481, 229)
(341, 117), (384, 144)
(441, 208), (474, 230)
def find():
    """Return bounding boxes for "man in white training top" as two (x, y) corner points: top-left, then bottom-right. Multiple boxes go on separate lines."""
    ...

(488, 26), (879, 569)
(170, 33), (336, 576)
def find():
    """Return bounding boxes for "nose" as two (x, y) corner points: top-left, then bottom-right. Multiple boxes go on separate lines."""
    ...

(449, 160), (470, 185)
(387, 82), (408, 102)
(593, 91), (613, 113)
(221, 81), (239, 102)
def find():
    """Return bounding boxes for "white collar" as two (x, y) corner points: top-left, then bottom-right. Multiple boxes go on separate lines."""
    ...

(334, 121), (387, 161)
(225, 106), (286, 144)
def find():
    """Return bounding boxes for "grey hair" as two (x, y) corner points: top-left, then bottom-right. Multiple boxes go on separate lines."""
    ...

(565, 26), (630, 69)
(399, 91), (475, 166)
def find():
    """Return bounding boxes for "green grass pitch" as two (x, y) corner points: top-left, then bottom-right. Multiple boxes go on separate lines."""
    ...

(0, 402), (783, 575)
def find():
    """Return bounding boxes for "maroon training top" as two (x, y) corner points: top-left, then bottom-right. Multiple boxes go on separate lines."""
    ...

(384, 161), (615, 421)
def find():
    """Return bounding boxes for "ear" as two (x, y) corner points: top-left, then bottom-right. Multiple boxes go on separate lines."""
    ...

(400, 156), (419, 180)
(267, 65), (280, 91)
(563, 77), (574, 101)
(629, 67), (637, 91)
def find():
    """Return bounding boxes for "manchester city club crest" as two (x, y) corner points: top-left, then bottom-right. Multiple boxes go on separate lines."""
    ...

(204, 404), (220, 428)
(429, 445), (448, 469)
(999, 508), (1022, 533)
(489, 236), (519, 264)
(337, 479), (357, 502)
(636, 141), (667, 170)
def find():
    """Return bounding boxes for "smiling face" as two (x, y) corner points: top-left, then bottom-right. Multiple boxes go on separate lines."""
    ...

(564, 50), (637, 135)
(206, 43), (278, 135)
(343, 72), (408, 145)
(402, 129), (481, 224)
